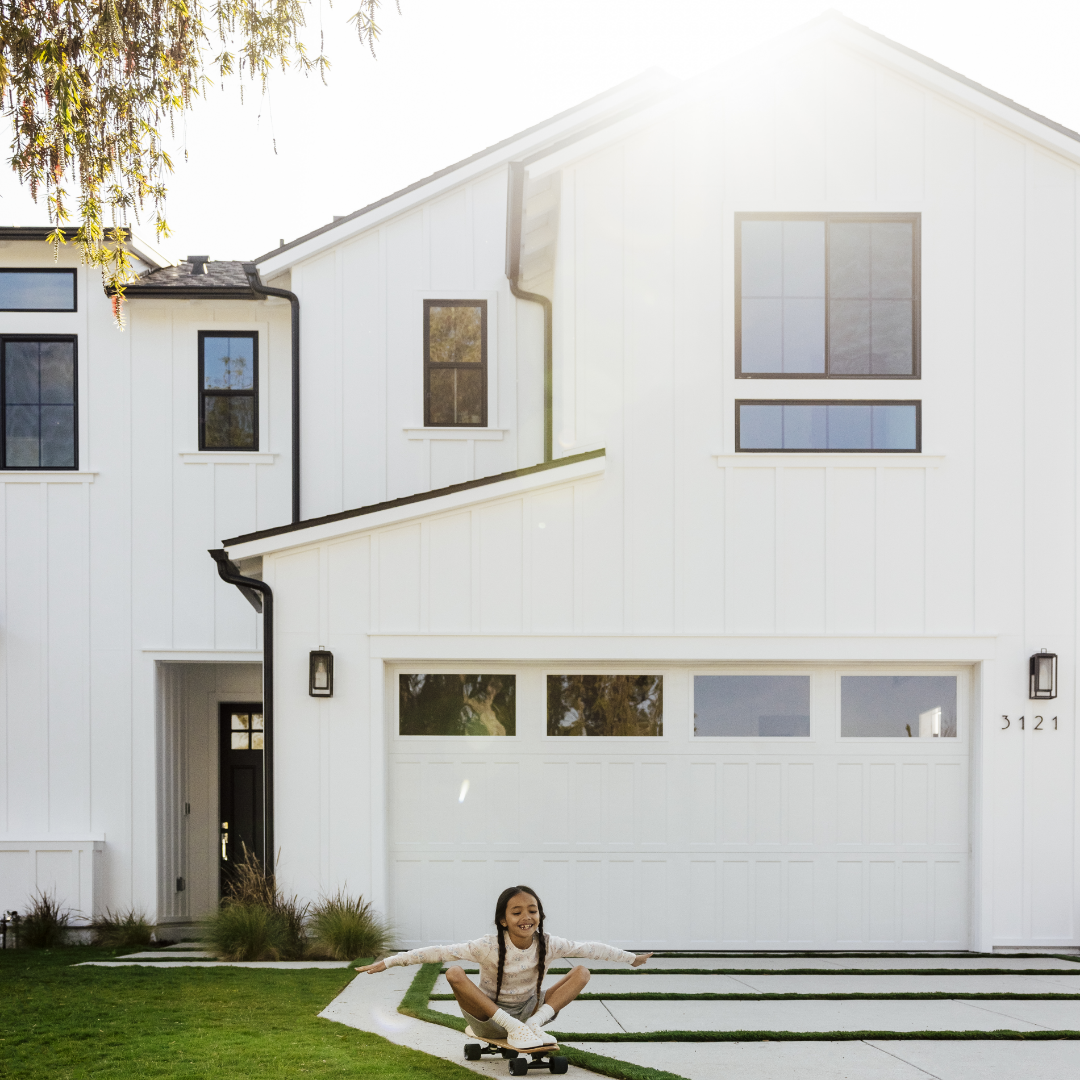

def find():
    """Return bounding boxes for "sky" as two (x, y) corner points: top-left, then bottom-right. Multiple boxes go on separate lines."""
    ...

(1, 0), (1079, 260)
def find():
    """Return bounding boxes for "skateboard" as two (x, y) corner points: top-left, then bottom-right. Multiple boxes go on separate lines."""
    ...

(463, 1027), (568, 1074)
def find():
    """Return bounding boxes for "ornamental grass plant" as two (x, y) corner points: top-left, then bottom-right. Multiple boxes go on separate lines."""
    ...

(20, 891), (71, 949)
(90, 909), (155, 950)
(308, 889), (393, 960)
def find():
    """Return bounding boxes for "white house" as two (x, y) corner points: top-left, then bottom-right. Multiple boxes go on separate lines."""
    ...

(1, 12), (1078, 952)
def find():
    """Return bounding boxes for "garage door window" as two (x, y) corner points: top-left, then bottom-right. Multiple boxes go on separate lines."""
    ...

(841, 675), (957, 737)
(398, 674), (515, 736)
(547, 675), (663, 736)
(694, 675), (810, 737)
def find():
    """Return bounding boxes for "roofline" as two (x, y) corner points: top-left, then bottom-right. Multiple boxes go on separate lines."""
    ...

(0, 227), (56, 240)
(119, 285), (258, 300)
(252, 70), (674, 265)
(222, 447), (606, 549)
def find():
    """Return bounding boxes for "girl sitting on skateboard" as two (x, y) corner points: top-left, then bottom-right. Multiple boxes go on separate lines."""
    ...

(356, 884), (652, 1050)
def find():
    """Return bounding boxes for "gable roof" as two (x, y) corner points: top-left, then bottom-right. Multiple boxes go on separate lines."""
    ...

(122, 259), (256, 299)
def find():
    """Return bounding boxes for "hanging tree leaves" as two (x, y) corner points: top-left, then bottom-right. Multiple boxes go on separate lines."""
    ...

(0, 0), (395, 321)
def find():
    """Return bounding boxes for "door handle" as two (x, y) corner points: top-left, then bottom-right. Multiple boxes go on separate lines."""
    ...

(221, 822), (229, 860)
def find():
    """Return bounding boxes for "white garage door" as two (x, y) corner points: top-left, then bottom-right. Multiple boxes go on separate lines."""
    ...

(388, 665), (969, 950)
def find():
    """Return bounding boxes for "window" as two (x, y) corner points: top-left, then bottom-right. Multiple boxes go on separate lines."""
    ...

(694, 675), (810, 737)
(0, 269), (77, 312)
(841, 676), (957, 738)
(1, 337), (77, 468)
(737, 400), (919, 452)
(199, 332), (258, 450)
(398, 674), (515, 735)
(547, 675), (663, 736)
(424, 300), (487, 426)
(229, 710), (265, 749)
(737, 214), (919, 378)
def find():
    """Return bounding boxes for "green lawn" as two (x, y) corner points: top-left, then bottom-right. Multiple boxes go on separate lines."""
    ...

(0, 948), (472, 1079)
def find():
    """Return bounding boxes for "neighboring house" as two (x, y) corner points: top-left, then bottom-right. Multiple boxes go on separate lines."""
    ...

(1, 12), (1077, 951)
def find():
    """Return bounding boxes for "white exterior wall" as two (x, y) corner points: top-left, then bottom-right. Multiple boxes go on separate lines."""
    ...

(0, 241), (291, 920)
(235, 35), (1080, 949)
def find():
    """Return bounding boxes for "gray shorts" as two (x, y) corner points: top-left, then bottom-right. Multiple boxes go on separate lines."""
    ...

(461, 994), (538, 1042)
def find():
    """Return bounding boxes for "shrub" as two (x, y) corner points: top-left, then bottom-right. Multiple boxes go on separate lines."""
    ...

(91, 909), (154, 949)
(21, 891), (70, 949)
(205, 847), (309, 960)
(308, 890), (392, 961)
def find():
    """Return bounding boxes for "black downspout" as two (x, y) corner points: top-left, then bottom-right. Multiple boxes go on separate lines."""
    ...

(505, 162), (553, 464)
(242, 263), (301, 523)
(209, 550), (275, 877)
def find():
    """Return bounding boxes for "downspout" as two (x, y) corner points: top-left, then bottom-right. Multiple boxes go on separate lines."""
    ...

(242, 263), (301, 523)
(209, 550), (275, 877)
(505, 161), (553, 463)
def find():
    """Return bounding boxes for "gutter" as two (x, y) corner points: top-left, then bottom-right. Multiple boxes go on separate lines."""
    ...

(209, 550), (275, 876)
(505, 161), (553, 464)
(242, 263), (301, 524)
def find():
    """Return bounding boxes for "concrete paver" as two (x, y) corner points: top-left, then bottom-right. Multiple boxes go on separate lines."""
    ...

(78, 960), (354, 969)
(119, 950), (215, 959)
(428, 997), (625, 1034)
(865, 1040), (1080, 1080)
(564, 955), (1080, 971)
(728, 973), (1080, 995)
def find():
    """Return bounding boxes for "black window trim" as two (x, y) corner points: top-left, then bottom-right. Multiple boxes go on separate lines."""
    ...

(0, 334), (79, 470)
(0, 267), (78, 312)
(198, 330), (260, 452)
(735, 212), (921, 380)
(423, 297), (488, 428)
(735, 398), (922, 453)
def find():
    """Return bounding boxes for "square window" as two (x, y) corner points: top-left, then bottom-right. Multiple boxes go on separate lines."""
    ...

(737, 215), (919, 379)
(199, 332), (258, 450)
(424, 300), (487, 426)
(399, 674), (515, 736)
(547, 675), (663, 736)
(1, 338), (77, 469)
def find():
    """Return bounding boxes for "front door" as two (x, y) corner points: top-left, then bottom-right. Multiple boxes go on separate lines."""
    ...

(219, 702), (265, 896)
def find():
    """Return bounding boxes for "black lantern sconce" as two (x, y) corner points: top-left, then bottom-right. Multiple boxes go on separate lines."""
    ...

(309, 650), (334, 697)
(1029, 650), (1057, 700)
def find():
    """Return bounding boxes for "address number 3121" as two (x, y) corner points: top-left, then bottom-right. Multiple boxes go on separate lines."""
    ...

(1001, 715), (1058, 730)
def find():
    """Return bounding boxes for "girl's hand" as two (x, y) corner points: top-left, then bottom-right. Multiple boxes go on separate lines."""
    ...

(631, 952), (653, 967)
(355, 960), (387, 974)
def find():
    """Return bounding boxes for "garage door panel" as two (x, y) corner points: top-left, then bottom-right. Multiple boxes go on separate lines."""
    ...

(607, 763), (636, 843)
(722, 763), (750, 843)
(639, 763), (667, 844)
(754, 764), (782, 844)
(572, 762), (603, 843)
(837, 860), (863, 943)
(723, 860), (751, 942)
(755, 860), (783, 941)
(640, 861), (669, 943)
(788, 762), (815, 843)
(869, 860), (896, 941)
(869, 764), (896, 843)
(788, 860), (815, 943)
(689, 763), (716, 844)
(689, 860), (717, 942)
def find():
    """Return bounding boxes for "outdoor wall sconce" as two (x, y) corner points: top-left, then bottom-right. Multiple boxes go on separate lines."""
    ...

(309, 650), (334, 697)
(1030, 650), (1057, 700)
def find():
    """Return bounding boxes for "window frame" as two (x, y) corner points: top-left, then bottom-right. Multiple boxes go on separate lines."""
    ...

(542, 670), (667, 741)
(0, 334), (79, 470)
(423, 298), (488, 428)
(735, 212), (921, 380)
(735, 398), (922, 453)
(833, 668), (968, 744)
(198, 330), (260, 452)
(690, 669), (815, 740)
(393, 668), (519, 740)
(0, 268), (78, 312)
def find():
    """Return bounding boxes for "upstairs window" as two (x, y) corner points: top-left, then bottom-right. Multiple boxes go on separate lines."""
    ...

(199, 332), (258, 450)
(737, 214), (919, 378)
(737, 400), (920, 452)
(1, 337), (77, 468)
(0, 269), (77, 312)
(424, 299), (487, 426)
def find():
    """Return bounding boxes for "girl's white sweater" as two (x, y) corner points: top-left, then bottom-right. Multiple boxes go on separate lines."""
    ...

(383, 933), (637, 1004)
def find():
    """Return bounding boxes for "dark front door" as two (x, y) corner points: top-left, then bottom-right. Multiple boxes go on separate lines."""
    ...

(219, 702), (265, 896)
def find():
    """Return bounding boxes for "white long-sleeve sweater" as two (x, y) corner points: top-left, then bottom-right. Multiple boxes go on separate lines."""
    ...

(383, 933), (637, 1005)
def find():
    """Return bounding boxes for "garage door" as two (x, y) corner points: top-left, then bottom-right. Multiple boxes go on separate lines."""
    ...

(388, 665), (969, 950)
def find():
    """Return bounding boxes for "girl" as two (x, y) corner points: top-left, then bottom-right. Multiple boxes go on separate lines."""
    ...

(356, 884), (652, 1050)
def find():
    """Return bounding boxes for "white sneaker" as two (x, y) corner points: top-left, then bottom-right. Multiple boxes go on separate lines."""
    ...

(527, 1018), (556, 1045)
(504, 1019), (552, 1050)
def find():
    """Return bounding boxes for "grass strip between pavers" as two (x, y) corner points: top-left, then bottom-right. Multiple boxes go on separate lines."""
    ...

(398, 965), (690, 1080)
(544, 1030), (1080, 1042)
(643, 952), (1080, 961)
(430, 992), (1080, 1001)
(469, 967), (1080, 977)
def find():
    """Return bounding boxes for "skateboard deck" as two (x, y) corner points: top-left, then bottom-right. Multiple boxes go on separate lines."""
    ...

(467, 1032), (559, 1052)
(463, 1028), (567, 1073)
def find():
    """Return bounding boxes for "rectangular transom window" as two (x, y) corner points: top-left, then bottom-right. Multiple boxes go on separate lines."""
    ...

(737, 400), (919, 452)
(424, 299), (487, 426)
(547, 675), (663, 736)
(399, 674), (515, 735)
(841, 676), (957, 738)
(0, 269), (77, 312)
(694, 675), (810, 737)
(199, 332), (258, 450)
(1, 337), (77, 468)
(737, 214), (919, 378)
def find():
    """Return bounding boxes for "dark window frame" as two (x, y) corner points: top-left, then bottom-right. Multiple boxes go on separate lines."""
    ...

(0, 267), (78, 312)
(735, 398), (922, 453)
(423, 298), (488, 427)
(198, 330), (259, 451)
(0, 334), (79, 470)
(735, 212), (921, 380)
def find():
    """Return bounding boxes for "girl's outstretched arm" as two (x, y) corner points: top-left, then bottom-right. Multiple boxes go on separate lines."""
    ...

(545, 935), (651, 966)
(355, 939), (489, 973)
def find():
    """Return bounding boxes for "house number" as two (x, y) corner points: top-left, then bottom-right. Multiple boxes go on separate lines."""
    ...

(1001, 715), (1058, 730)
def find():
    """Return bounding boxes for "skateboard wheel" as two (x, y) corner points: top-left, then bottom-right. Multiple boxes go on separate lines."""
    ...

(464, 1043), (481, 1061)
(549, 1057), (568, 1074)
(509, 1058), (529, 1076)
(501, 1048), (519, 1058)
